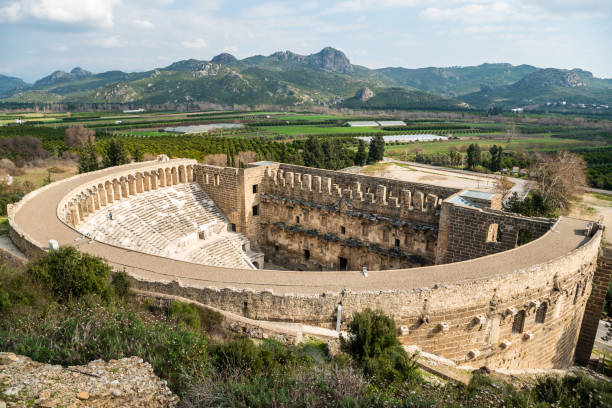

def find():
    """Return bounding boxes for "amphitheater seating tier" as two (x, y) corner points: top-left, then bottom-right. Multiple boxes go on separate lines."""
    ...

(76, 183), (255, 269)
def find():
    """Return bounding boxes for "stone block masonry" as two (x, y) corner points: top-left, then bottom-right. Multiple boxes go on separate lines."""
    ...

(436, 198), (554, 264)
(575, 245), (612, 365)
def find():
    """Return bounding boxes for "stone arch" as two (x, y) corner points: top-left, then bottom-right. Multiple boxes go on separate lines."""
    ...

(136, 172), (144, 193)
(86, 192), (95, 213)
(143, 172), (150, 192)
(150, 171), (158, 190)
(104, 181), (113, 204)
(178, 165), (186, 183)
(90, 188), (100, 210)
(97, 183), (107, 207)
(127, 175), (136, 195)
(187, 165), (194, 182)
(171, 166), (178, 185)
(112, 179), (121, 201)
(158, 168), (165, 187)
(165, 168), (172, 186)
(78, 194), (89, 218)
(119, 177), (128, 198)
(73, 199), (83, 222)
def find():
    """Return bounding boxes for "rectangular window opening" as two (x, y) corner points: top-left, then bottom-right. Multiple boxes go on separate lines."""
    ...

(512, 310), (526, 334)
(252, 205), (259, 216)
(339, 257), (348, 271)
(341, 226), (346, 235)
(535, 303), (547, 324)
(304, 249), (310, 261)
(486, 223), (499, 242)
(395, 238), (400, 247)
(252, 184), (258, 194)
(296, 215), (300, 224)
(231, 223), (236, 232)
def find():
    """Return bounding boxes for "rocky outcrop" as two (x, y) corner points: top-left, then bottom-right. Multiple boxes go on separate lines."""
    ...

(0, 353), (179, 407)
(306, 47), (353, 73)
(356, 87), (375, 101)
(270, 47), (353, 73)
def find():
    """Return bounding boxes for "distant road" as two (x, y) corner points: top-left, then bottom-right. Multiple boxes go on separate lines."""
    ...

(585, 187), (612, 195)
(383, 158), (533, 201)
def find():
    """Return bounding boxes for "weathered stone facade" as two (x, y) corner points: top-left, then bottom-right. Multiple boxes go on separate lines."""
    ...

(6, 158), (607, 370)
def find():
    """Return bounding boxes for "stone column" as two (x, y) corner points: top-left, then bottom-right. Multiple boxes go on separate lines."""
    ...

(136, 173), (144, 193)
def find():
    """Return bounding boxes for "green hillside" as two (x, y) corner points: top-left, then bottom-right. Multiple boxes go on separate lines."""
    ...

(2, 48), (611, 112)
(463, 68), (612, 109)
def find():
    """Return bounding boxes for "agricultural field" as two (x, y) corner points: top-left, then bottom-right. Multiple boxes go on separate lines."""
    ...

(384, 134), (605, 157)
(1, 109), (610, 188)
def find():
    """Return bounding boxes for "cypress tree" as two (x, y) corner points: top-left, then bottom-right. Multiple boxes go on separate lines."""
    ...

(102, 138), (129, 168)
(78, 142), (99, 173)
(367, 135), (385, 164)
(354, 139), (367, 166)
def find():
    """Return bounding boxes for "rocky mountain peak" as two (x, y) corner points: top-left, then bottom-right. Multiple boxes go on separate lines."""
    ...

(306, 47), (353, 73)
(270, 50), (303, 62)
(70, 67), (92, 78)
(211, 53), (238, 65)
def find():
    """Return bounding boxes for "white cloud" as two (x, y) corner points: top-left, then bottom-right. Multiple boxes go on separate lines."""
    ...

(421, 2), (541, 24)
(134, 19), (153, 29)
(325, 0), (419, 14)
(0, 0), (121, 28)
(182, 38), (207, 48)
(100, 35), (121, 48)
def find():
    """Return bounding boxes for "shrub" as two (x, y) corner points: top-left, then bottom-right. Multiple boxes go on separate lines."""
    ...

(342, 308), (400, 361)
(363, 345), (419, 385)
(110, 270), (132, 299)
(27, 246), (112, 301)
(169, 301), (200, 330)
(210, 336), (263, 372)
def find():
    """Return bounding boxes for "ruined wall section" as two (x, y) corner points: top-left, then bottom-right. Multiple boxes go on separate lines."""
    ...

(575, 245), (612, 365)
(130, 226), (601, 370)
(194, 162), (279, 250)
(436, 200), (554, 264)
(261, 166), (442, 270)
(279, 163), (460, 201)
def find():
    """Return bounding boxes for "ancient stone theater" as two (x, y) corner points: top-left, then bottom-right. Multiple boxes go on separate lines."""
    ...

(7, 157), (608, 370)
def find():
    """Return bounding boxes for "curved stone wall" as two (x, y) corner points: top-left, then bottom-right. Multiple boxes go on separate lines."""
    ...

(7, 160), (603, 370)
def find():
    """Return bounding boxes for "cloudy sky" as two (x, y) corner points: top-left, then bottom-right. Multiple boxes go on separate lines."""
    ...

(1, 0), (610, 82)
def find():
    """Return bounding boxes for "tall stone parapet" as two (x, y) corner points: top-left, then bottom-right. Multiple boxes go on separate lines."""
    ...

(575, 245), (612, 365)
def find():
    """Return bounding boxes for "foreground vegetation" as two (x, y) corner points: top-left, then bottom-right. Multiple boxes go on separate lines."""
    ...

(1, 248), (611, 407)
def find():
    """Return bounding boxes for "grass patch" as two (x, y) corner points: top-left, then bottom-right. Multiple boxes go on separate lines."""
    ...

(0, 216), (8, 236)
(589, 192), (612, 202)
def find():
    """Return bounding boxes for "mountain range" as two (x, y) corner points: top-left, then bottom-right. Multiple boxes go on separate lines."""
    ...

(1, 47), (611, 111)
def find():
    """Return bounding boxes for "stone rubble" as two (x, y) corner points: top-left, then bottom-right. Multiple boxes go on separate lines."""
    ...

(0, 352), (179, 407)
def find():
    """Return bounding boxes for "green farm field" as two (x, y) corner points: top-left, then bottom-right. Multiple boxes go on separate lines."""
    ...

(260, 125), (384, 136)
(385, 134), (607, 157)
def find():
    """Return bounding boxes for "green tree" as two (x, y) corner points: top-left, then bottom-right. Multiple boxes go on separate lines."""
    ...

(354, 139), (367, 166)
(341, 308), (400, 361)
(78, 142), (99, 173)
(466, 143), (481, 169)
(489, 145), (503, 172)
(367, 135), (384, 164)
(132, 145), (144, 162)
(102, 138), (129, 168)
(303, 136), (324, 168)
